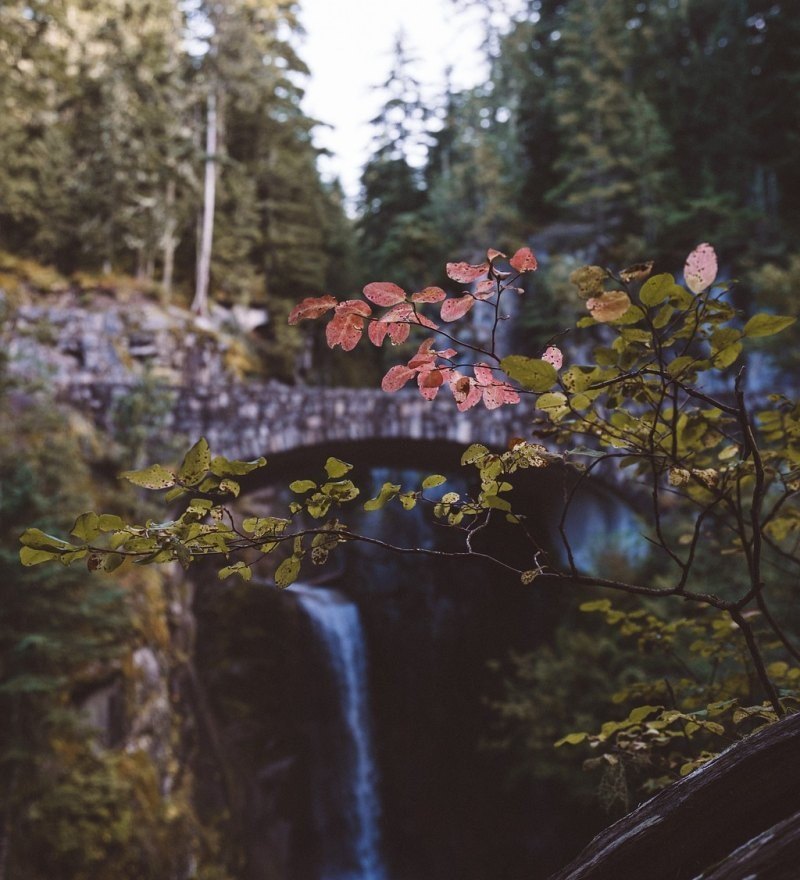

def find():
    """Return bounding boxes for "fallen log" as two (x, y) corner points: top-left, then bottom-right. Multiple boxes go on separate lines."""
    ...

(548, 711), (800, 880)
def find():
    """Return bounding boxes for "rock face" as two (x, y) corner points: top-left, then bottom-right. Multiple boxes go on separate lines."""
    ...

(2, 288), (260, 387)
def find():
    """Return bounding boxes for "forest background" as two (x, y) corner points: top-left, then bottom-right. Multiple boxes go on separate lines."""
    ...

(1, 1), (799, 879)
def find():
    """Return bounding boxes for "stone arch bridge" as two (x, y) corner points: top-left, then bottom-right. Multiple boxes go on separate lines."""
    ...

(58, 380), (541, 463)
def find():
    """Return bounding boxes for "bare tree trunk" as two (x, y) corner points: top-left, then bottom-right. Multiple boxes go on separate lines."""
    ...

(192, 91), (217, 316)
(161, 178), (177, 301)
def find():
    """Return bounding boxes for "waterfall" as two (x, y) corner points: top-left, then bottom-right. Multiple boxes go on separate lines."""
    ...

(293, 585), (387, 880)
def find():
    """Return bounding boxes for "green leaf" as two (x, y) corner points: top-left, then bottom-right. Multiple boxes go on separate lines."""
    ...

(579, 599), (612, 613)
(639, 273), (677, 307)
(743, 314), (796, 338)
(711, 341), (742, 369)
(71, 512), (99, 542)
(554, 732), (589, 747)
(290, 479), (317, 493)
(20, 528), (72, 552)
(500, 356), (557, 392)
(218, 562), (252, 582)
(422, 474), (446, 489)
(628, 705), (662, 724)
(98, 514), (125, 532)
(210, 455), (267, 476)
(178, 438), (211, 486)
(364, 482), (400, 511)
(275, 555), (301, 589)
(120, 464), (176, 490)
(398, 492), (417, 510)
(461, 444), (489, 465)
(19, 546), (59, 566)
(537, 392), (568, 413)
(218, 478), (240, 497)
(325, 457), (353, 479)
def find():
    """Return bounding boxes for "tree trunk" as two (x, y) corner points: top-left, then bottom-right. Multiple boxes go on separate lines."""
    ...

(548, 712), (800, 880)
(161, 178), (177, 301)
(192, 91), (217, 316)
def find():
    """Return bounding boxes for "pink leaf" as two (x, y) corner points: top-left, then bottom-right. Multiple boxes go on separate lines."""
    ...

(411, 286), (446, 303)
(473, 363), (496, 386)
(381, 365), (415, 393)
(417, 369), (446, 401)
(482, 383), (520, 410)
(541, 346), (563, 369)
(441, 296), (474, 322)
(388, 321), (410, 344)
(368, 320), (389, 346)
(449, 372), (482, 411)
(510, 247), (538, 273)
(487, 248), (506, 261)
(336, 299), (372, 317)
(380, 303), (439, 331)
(288, 295), (338, 324)
(363, 281), (407, 306)
(473, 279), (495, 300)
(407, 338), (436, 369)
(684, 243), (718, 294)
(326, 312), (364, 351)
(446, 261), (489, 283)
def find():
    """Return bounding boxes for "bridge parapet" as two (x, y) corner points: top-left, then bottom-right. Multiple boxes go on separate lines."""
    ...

(58, 380), (542, 461)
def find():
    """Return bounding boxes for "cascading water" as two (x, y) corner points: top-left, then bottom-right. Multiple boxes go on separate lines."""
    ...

(293, 584), (387, 880)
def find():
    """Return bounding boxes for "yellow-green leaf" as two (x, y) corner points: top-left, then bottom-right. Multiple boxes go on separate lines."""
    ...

(275, 555), (301, 589)
(743, 314), (796, 338)
(178, 438), (211, 486)
(500, 356), (557, 392)
(120, 464), (176, 490)
(325, 457), (353, 479)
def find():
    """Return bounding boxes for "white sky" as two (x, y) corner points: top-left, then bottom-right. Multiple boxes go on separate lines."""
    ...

(298, 0), (493, 205)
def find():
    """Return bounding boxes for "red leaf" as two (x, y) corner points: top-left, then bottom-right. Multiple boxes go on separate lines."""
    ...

(288, 295), (338, 324)
(326, 312), (364, 350)
(473, 363), (496, 386)
(418, 368), (446, 401)
(446, 261), (489, 283)
(449, 372), (482, 411)
(684, 242), (718, 294)
(408, 339), (436, 370)
(411, 286), (446, 303)
(380, 303), (439, 331)
(368, 320), (389, 346)
(440, 296), (474, 322)
(510, 247), (538, 273)
(482, 383), (520, 410)
(420, 369), (444, 389)
(363, 281), (407, 306)
(541, 346), (563, 369)
(388, 321), (410, 344)
(381, 365), (415, 392)
(336, 299), (372, 317)
(473, 279), (495, 300)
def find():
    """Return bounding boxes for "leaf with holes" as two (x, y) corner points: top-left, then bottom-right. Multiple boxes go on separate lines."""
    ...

(684, 243), (718, 294)
(288, 295), (338, 324)
(510, 247), (537, 273)
(441, 296), (474, 322)
(363, 281), (406, 306)
(446, 261), (489, 283)
(381, 365), (415, 392)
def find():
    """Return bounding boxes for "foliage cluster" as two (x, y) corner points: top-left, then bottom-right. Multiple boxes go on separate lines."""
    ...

(24, 241), (799, 801)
